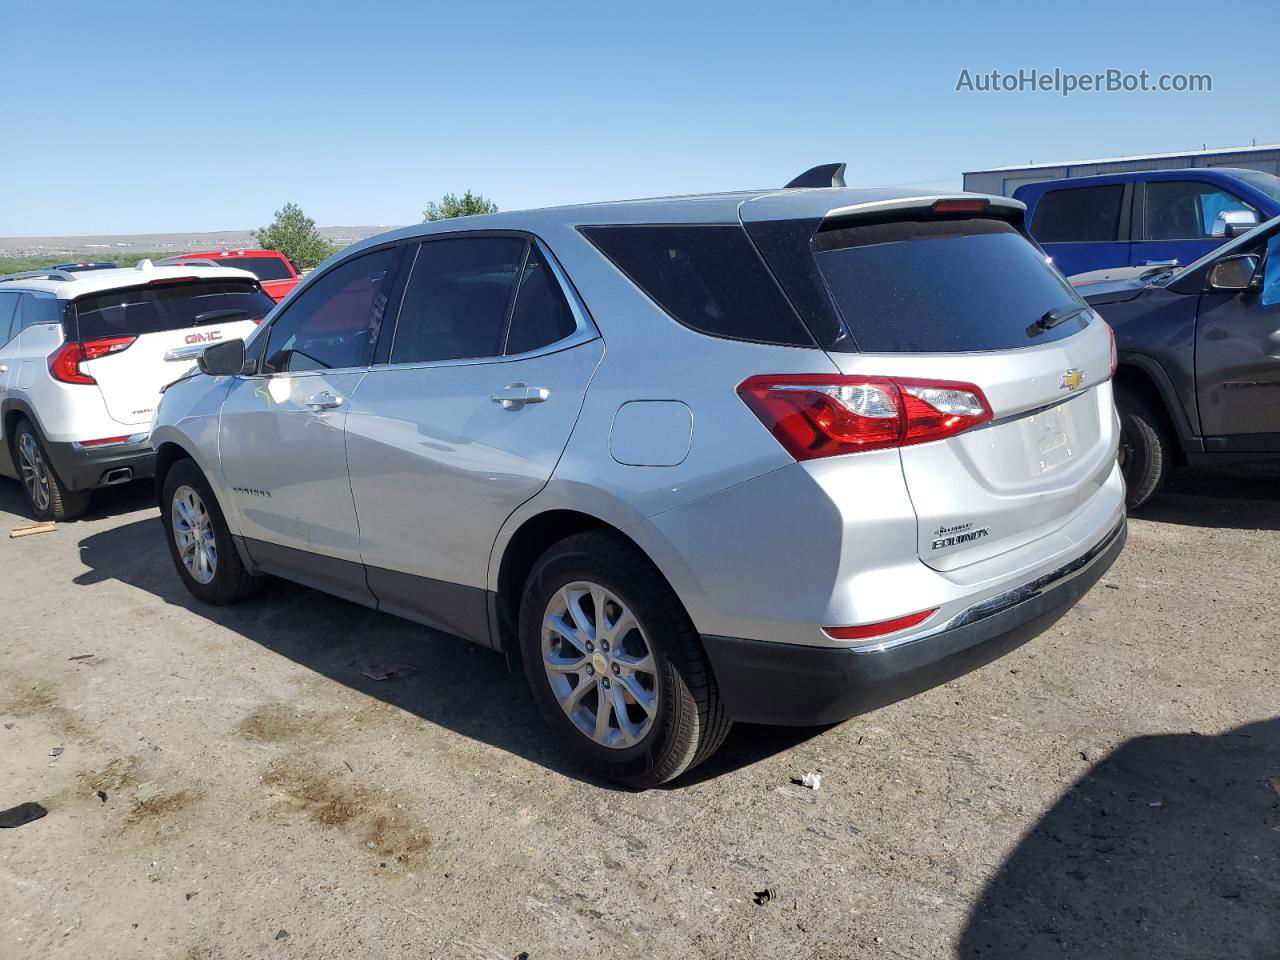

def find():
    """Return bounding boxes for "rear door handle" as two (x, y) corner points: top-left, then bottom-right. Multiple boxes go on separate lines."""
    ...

(491, 383), (550, 410)
(305, 391), (344, 410)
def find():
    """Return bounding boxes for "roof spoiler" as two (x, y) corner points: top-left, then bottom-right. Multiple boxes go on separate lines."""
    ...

(820, 194), (1026, 227)
(785, 163), (846, 189)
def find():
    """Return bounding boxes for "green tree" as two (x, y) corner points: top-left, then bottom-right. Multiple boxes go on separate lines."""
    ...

(254, 202), (338, 270)
(422, 190), (498, 221)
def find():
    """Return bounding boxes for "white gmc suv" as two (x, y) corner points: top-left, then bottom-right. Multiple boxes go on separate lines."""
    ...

(0, 261), (275, 520)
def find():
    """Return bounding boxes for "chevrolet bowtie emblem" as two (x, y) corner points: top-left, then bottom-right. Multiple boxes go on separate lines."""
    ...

(1059, 369), (1085, 391)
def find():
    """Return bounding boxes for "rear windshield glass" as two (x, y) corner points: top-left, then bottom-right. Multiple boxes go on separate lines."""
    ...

(74, 280), (276, 340)
(214, 256), (294, 282)
(814, 219), (1088, 352)
(581, 224), (814, 347)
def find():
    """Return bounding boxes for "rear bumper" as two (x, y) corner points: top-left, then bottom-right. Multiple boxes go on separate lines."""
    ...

(700, 517), (1126, 726)
(43, 436), (155, 491)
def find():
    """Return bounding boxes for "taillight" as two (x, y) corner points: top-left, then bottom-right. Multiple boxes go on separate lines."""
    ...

(823, 608), (938, 641)
(1106, 323), (1117, 378)
(48, 336), (137, 385)
(737, 374), (993, 460)
(252, 315), (266, 324)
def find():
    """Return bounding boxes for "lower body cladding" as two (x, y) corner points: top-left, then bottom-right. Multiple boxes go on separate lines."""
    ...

(43, 435), (155, 490)
(701, 518), (1126, 726)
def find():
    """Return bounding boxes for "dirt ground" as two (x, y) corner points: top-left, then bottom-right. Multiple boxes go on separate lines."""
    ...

(1, 467), (1277, 960)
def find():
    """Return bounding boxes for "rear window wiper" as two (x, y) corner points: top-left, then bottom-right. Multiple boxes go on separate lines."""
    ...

(191, 309), (250, 326)
(1029, 304), (1090, 337)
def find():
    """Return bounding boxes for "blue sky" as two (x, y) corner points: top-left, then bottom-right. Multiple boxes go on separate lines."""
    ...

(2, 0), (1275, 236)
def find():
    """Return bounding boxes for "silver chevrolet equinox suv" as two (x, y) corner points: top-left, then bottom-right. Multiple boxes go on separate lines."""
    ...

(153, 166), (1126, 787)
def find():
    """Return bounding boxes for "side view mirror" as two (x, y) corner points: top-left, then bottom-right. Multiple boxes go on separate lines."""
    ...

(197, 338), (247, 376)
(1211, 209), (1260, 238)
(1208, 254), (1262, 293)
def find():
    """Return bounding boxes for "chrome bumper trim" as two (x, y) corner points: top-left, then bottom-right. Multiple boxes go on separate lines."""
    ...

(851, 515), (1126, 655)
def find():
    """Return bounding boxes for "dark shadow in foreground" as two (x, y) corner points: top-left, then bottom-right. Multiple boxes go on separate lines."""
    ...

(73, 514), (824, 789)
(1141, 463), (1280, 531)
(958, 718), (1280, 959)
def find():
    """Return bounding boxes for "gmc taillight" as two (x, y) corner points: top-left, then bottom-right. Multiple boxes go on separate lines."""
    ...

(48, 336), (137, 385)
(737, 374), (993, 460)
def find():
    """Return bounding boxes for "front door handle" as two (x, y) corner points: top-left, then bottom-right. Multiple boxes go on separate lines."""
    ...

(1141, 259), (1179, 267)
(491, 383), (550, 410)
(305, 391), (344, 410)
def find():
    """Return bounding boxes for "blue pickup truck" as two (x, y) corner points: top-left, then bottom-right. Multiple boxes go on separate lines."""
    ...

(1015, 168), (1280, 279)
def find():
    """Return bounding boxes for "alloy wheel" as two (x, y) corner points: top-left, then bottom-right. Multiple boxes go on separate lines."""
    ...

(17, 432), (51, 514)
(542, 581), (660, 749)
(172, 485), (218, 584)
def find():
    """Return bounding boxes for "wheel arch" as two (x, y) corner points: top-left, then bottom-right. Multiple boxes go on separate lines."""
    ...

(153, 440), (196, 503)
(1114, 354), (1197, 454)
(490, 508), (675, 672)
(0, 399), (45, 479)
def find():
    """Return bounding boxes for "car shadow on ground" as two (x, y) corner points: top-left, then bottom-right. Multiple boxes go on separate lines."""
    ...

(0, 476), (156, 525)
(958, 718), (1280, 958)
(1140, 463), (1280, 531)
(71, 512), (823, 789)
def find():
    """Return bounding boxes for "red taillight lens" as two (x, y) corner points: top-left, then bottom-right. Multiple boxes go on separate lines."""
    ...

(737, 374), (992, 460)
(823, 608), (938, 641)
(1106, 323), (1117, 378)
(48, 336), (137, 385)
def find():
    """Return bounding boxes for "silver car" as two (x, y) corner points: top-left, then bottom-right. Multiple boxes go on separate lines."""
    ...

(153, 170), (1126, 786)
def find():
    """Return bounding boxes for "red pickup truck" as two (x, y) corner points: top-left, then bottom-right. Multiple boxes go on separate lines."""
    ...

(159, 250), (301, 302)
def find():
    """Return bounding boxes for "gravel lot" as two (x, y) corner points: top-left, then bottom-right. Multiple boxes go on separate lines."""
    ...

(2, 467), (1277, 959)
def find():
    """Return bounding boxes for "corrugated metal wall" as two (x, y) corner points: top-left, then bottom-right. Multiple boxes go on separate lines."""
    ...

(963, 149), (1280, 196)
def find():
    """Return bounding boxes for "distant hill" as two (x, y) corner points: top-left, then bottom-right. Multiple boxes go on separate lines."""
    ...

(0, 226), (399, 259)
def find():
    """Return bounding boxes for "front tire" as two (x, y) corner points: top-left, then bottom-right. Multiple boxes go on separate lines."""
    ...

(160, 458), (263, 605)
(518, 530), (731, 788)
(1116, 388), (1169, 511)
(12, 418), (89, 522)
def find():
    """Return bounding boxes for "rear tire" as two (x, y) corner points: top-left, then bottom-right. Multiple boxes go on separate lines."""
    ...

(12, 418), (89, 522)
(518, 530), (731, 788)
(1116, 388), (1169, 511)
(160, 458), (264, 605)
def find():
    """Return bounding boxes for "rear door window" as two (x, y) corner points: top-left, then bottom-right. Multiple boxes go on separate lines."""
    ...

(390, 236), (526, 364)
(1143, 180), (1259, 240)
(504, 245), (578, 355)
(1031, 185), (1125, 242)
(0, 292), (20, 344)
(814, 218), (1088, 352)
(74, 280), (276, 340)
(581, 224), (814, 346)
(18, 293), (61, 332)
(264, 246), (401, 373)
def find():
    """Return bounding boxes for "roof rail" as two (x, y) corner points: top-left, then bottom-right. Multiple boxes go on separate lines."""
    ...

(0, 269), (79, 284)
(785, 163), (847, 189)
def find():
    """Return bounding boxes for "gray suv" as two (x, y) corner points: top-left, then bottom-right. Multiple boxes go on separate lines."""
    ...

(153, 172), (1126, 786)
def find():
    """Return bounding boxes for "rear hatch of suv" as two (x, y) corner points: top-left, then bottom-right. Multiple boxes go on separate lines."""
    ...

(742, 196), (1118, 573)
(69, 276), (274, 425)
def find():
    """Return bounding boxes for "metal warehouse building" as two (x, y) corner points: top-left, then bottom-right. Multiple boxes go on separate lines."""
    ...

(963, 143), (1280, 197)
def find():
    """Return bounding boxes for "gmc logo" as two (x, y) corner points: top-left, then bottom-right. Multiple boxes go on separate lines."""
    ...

(185, 330), (223, 345)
